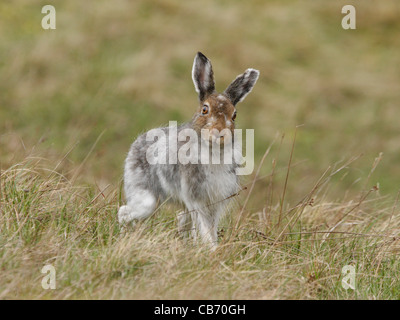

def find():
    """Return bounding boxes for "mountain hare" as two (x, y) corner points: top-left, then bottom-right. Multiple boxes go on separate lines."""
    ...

(118, 52), (259, 249)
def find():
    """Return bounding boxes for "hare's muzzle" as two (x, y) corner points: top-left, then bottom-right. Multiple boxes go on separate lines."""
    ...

(207, 128), (233, 146)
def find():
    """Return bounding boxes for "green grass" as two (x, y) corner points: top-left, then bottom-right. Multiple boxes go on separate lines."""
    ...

(1, 0), (400, 299)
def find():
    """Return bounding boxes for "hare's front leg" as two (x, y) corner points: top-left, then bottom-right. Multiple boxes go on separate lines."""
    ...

(195, 212), (218, 249)
(177, 210), (194, 239)
(182, 199), (220, 249)
(118, 189), (157, 225)
(184, 205), (218, 249)
(196, 203), (228, 250)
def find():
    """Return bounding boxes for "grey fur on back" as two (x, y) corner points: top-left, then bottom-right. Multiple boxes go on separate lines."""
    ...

(124, 123), (239, 205)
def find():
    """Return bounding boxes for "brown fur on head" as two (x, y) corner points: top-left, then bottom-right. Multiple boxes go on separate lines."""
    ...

(191, 52), (260, 145)
(191, 93), (236, 144)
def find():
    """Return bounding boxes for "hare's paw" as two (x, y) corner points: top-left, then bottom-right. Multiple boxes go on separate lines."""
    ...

(118, 205), (135, 225)
(118, 191), (157, 226)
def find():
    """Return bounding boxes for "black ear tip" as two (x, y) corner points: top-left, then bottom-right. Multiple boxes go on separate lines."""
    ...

(247, 68), (260, 78)
(196, 52), (208, 62)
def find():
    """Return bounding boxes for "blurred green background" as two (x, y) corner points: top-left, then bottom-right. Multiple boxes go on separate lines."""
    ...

(1, 0), (400, 205)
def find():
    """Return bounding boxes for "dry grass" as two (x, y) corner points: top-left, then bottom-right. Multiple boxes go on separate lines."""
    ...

(1, 155), (399, 299)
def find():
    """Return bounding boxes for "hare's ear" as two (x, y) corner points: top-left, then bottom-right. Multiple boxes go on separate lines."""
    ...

(224, 68), (259, 106)
(192, 52), (215, 101)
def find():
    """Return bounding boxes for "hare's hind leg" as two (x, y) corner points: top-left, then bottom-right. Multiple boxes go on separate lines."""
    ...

(118, 189), (157, 225)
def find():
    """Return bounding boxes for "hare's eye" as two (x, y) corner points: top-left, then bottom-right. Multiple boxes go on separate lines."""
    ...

(232, 111), (237, 121)
(201, 105), (209, 115)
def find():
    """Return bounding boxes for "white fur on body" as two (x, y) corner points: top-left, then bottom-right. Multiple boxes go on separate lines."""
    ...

(118, 124), (240, 248)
